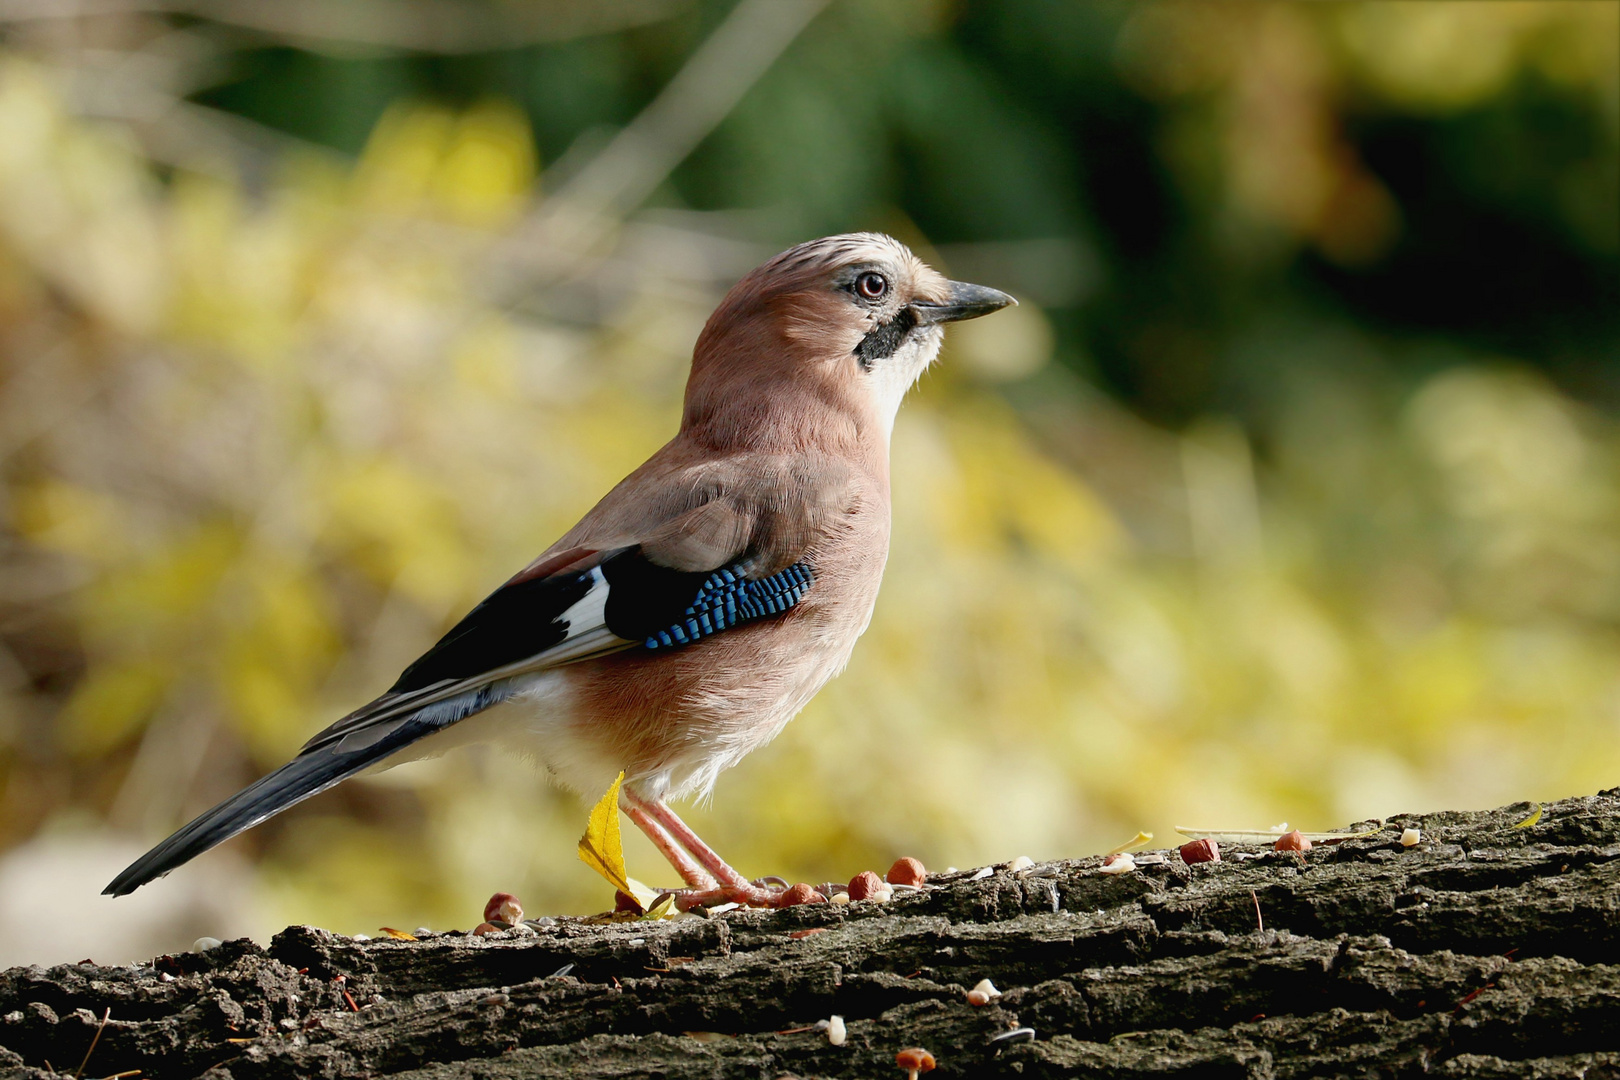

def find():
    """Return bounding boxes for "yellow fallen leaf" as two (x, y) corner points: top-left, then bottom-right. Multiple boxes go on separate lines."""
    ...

(1510, 804), (1543, 829)
(378, 927), (417, 941)
(1106, 831), (1154, 856)
(641, 892), (676, 921)
(578, 772), (634, 902)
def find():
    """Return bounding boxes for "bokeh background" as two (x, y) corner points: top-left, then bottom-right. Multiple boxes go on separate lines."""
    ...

(0, 0), (1615, 967)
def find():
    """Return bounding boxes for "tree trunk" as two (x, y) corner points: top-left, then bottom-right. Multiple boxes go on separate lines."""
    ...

(4, 791), (1619, 1079)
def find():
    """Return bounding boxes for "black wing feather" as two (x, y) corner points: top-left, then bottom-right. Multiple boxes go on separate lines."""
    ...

(104, 548), (815, 897)
(390, 560), (602, 693)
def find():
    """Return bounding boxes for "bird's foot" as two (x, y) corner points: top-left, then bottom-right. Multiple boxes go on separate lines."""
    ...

(666, 879), (825, 911)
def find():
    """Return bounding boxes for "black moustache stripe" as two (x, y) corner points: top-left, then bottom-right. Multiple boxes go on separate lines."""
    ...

(853, 306), (917, 370)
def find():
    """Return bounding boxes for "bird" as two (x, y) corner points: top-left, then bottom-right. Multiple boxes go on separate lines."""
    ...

(104, 233), (1014, 907)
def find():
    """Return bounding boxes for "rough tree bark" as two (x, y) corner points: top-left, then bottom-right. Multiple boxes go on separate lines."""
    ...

(4, 791), (1619, 1079)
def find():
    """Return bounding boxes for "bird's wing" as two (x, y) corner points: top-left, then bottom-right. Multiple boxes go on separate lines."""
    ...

(104, 459), (855, 896)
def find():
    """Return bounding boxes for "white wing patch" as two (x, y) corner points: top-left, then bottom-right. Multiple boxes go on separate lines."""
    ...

(542, 566), (625, 665)
(560, 566), (610, 634)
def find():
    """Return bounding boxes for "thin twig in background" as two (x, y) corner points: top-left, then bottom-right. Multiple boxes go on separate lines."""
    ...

(504, 0), (828, 282)
(0, 0), (678, 54)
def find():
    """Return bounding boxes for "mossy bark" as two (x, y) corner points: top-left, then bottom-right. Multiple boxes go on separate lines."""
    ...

(4, 792), (1620, 1079)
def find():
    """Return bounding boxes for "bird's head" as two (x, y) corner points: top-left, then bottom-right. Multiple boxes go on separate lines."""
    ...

(684, 233), (1014, 451)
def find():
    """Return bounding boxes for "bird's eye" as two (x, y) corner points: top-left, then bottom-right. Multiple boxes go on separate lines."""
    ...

(855, 272), (888, 301)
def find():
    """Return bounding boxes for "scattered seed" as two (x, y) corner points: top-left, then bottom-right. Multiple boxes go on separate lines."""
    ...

(829, 891), (851, 905)
(826, 1014), (846, 1046)
(970, 866), (995, 881)
(471, 922), (501, 937)
(788, 928), (827, 940)
(1099, 852), (1136, 875)
(549, 964), (575, 978)
(1180, 838), (1221, 864)
(966, 979), (1003, 1007)
(1274, 830), (1311, 853)
(1006, 856), (1034, 872)
(896, 1046), (936, 1078)
(848, 870), (888, 901)
(989, 1027), (1036, 1044)
(350, 934), (370, 943)
(887, 857), (927, 887)
(485, 893), (524, 925)
(191, 937), (222, 953)
(1401, 827), (1422, 847)
(776, 883), (826, 907)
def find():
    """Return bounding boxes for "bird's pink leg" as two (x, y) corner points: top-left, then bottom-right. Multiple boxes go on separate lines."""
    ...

(620, 791), (783, 909)
(621, 800), (717, 890)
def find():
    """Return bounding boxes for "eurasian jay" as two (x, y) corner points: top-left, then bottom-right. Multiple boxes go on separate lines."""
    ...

(104, 233), (1014, 908)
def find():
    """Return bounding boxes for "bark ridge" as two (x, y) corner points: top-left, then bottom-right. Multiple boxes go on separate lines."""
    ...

(4, 792), (1620, 1078)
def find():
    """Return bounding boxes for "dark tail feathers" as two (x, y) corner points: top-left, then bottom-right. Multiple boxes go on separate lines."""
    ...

(103, 684), (506, 896)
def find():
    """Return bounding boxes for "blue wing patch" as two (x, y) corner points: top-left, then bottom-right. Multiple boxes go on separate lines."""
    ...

(644, 563), (814, 650)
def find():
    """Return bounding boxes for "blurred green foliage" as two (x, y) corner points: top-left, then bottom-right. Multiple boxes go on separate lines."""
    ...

(0, 0), (1614, 958)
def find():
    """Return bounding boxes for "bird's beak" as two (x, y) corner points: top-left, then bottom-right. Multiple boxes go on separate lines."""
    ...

(912, 281), (1017, 325)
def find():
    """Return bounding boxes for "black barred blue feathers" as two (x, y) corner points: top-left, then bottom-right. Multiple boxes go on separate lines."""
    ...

(644, 563), (815, 650)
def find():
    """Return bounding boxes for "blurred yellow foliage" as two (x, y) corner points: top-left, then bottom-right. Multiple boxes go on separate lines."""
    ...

(0, 1), (1615, 959)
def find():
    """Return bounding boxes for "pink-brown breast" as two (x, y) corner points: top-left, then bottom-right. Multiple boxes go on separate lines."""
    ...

(554, 467), (890, 801)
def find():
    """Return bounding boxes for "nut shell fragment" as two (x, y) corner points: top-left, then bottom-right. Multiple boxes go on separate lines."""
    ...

(1179, 838), (1221, 864)
(1274, 830), (1311, 853)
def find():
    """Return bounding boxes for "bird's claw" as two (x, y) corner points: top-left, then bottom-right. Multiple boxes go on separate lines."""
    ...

(663, 879), (825, 911)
